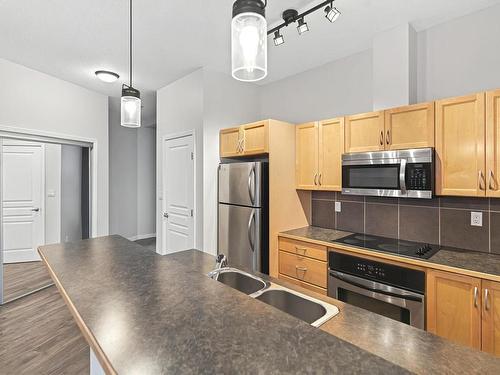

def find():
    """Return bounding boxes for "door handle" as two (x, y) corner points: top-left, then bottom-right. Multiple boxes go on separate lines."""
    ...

(474, 286), (479, 308)
(314, 173), (318, 186)
(318, 173), (322, 186)
(386, 130), (390, 145)
(247, 210), (255, 252)
(399, 159), (407, 195)
(248, 165), (255, 205)
(479, 171), (486, 191)
(489, 170), (496, 191)
(379, 131), (384, 146)
(31, 208), (40, 212)
(485, 288), (490, 311)
(163, 212), (169, 218)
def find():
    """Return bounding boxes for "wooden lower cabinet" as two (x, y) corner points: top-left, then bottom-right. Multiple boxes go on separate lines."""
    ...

(482, 280), (500, 356)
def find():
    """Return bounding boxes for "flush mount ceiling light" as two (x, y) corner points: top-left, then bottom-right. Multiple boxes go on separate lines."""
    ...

(231, 0), (268, 82)
(121, 0), (141, 128)
(297, 18), (309, 35)
(325, 1), (341, 23)
(95, 70), (120, 83)
(273, 30), (284, 46)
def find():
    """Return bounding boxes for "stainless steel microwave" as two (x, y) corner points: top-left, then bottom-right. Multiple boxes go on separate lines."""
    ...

(342, 148), (434, 199)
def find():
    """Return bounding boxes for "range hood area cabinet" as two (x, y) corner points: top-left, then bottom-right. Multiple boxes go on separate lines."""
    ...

(435, 90), (500, 197)
(219, 120), (268, 157)
(218, 119), (311, 278)
(427, 269), (500, 356)
(345, 102), (435, 154)
(296, 118), (344, 191)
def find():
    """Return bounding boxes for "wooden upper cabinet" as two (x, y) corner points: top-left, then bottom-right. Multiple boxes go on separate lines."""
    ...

(219, 121), (269, 157)
(427, 269), (482, 350)
(385, 102), (435, 150)
(220, 127), (242, 157)
(242, 121), (269, 155)
(486, 90), (500, 197)
(318, 117), (344, 191)
(345, 111), (385, 153)
(482, 280), (500, 356)
(435, 93), (486, 196)
(296, 122), (318, 190)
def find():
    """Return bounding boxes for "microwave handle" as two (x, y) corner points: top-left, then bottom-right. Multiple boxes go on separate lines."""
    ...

(400, 159), (407, 194)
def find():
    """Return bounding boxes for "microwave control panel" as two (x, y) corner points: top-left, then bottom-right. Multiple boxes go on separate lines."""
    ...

(407, 163), (432, 191)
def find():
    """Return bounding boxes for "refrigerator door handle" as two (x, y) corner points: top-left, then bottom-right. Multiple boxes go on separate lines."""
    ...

(248, 165), (255, 205)
(248, 209), (255, 252)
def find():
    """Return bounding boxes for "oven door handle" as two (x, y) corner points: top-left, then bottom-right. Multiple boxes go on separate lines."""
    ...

(329, 270), (423, 302)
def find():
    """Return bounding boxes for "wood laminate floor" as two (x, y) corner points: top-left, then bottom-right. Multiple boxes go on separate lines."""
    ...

(3, 261), (53, 302)
(0, 285), (89, 374)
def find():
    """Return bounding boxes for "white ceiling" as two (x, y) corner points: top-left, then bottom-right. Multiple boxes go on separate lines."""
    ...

(1, 0), (499, 124)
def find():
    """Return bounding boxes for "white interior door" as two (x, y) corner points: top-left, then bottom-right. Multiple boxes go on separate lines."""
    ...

(1, 140), (45, 263)
(162, 134), (194, 254)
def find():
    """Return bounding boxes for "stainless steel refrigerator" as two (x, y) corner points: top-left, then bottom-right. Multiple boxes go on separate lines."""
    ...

(218, 161), (268, 274)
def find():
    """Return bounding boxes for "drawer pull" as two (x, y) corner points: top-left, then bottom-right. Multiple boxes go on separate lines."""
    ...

(295, 266), (308, 272)
(295, 246), (307, 254)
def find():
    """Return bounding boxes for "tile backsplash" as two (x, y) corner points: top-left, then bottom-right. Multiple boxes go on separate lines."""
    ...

(311, 191), (500, 254)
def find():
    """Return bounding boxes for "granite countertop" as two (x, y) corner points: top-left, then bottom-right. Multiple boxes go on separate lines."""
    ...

(39, 235), (409, 374)
(280, 226), (500, 280)
(170, 248), (500, 374)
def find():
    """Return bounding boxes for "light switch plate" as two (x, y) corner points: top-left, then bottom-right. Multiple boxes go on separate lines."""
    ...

(471, 212), (483, 227)
(335, 201), (342, 213)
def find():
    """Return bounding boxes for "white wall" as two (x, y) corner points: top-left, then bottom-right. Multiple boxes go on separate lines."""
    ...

(109, 97), (138, 239)
(0, 58), (109, 236)
(137, 126), (156, 237)
(157, 70), (204, 252)
(203, 70), (261, 254)
(44, 143), (61, 244)
(61, 145), (82, 242)
(259, 50), (373, 124)
(417, 3), (500, 102)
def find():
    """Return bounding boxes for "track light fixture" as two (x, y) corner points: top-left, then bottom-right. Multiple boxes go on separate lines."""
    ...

(273, 30), (284, 46)
(266, 1), (341, 46)
(297, 18), (309, 35)
(325, 2), (341, 23)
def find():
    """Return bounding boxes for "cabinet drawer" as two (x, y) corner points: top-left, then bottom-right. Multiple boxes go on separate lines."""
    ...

(279, 237), (327, 261)
(279, 251), (327, 288)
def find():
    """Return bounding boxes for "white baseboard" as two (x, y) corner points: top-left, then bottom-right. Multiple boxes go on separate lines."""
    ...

(128, 233), (156, 242)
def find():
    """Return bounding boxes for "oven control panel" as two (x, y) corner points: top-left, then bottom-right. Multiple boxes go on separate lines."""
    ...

(329, 252), (425, 294)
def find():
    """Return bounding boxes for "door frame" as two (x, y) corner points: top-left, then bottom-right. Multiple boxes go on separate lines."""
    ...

(160, 130), (197, 255)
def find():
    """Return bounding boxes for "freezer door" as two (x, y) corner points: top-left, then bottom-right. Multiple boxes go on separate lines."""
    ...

(218, 204), (261, 271)
(218, 162), (261, 207)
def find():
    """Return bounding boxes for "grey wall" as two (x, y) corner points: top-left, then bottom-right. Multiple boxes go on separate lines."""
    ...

(109, 97), (138, 239)
(417, 3), (500, 102)
(259, 50), (373, 124)
(137, 126), (156, 237)
(61, 145), (82, 242)
(0, 58), (108, 236)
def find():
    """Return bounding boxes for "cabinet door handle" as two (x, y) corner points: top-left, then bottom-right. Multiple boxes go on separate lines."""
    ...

(479, 171), (486, 191)
(386, 130), (390, 145)
(485, 288), (490, 311)
(474, 286), (479, 308)
(314, 173), (318, 186)
(380, 131), (384, 146)
(319, 173), (322, 185)
(489, 170), (496, 191)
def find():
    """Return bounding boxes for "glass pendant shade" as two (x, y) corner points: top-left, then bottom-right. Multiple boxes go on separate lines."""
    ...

(121, 86), (141, 128)
(231, 11), (267, 82)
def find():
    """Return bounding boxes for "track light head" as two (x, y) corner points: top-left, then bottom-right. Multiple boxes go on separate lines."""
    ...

(325, 3), (341, 23)
(273, 30), (284, 46)
(297, 18), (309, 35)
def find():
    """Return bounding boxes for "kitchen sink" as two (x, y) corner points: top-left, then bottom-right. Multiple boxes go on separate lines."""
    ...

(208, 267), (339, 327)
(209, 268), (268, 295)
(255, 289), (327, 324)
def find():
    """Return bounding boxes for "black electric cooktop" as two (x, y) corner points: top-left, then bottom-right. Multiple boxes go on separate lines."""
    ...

(333, 233), (440, 260)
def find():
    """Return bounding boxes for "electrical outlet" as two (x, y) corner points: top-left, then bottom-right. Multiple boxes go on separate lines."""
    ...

(471, 212), (483, 227)
(335, 201), (342, 213)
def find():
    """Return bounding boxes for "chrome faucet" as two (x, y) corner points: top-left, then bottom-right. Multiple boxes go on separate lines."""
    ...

(208, 254), (228, 279)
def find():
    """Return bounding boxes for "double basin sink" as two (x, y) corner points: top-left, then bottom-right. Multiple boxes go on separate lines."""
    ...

(209, 267), (339, 327)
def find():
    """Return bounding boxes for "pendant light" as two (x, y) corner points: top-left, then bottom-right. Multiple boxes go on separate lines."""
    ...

(231, 0), (267, 82)
(121, 0), (141, 128)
